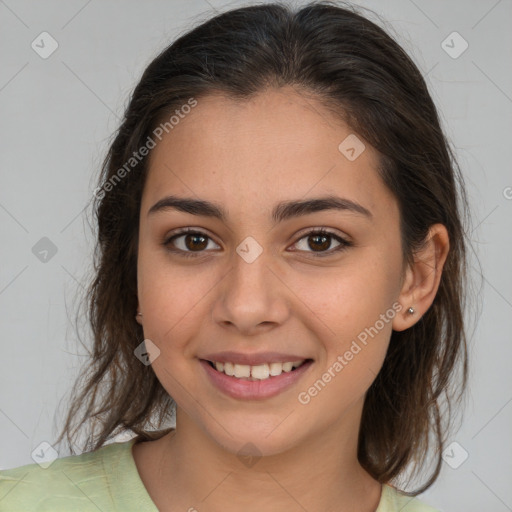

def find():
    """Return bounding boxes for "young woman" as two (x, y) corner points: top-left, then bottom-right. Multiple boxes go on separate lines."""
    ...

(0, 2), (470, 511)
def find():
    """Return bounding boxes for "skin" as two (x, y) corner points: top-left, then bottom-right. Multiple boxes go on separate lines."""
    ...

(132, 86), (449, 512)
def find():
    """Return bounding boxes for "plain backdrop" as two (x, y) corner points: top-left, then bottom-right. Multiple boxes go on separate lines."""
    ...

(1, 0), (511, 510)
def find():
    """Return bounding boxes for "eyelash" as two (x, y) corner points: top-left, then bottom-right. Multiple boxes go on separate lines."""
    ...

(162, 227), (353, 259)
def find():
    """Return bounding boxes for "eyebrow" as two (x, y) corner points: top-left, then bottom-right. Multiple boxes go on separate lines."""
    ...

(147, 194), (373, 223)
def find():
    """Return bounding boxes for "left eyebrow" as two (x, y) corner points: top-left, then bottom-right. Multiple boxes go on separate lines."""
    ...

(147, 194), (373, 224)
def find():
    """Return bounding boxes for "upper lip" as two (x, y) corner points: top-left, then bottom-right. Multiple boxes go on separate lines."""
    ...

(200, 351), (312, 366)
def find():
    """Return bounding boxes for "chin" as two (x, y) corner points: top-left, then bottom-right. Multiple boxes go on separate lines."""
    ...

(199, 413), (308, 459)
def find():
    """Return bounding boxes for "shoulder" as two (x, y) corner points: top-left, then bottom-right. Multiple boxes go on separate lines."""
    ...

(377, 484), (441, 512)
(0, 439), (156, 511)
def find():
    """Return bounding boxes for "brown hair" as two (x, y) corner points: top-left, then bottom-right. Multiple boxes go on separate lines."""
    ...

(56, 0), (473, 495)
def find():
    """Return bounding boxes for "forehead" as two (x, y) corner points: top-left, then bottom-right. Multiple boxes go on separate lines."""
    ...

(141, 87), (397, 223)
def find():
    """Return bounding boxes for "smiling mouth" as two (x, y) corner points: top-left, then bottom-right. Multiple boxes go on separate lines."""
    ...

(204, 359), (313, 381)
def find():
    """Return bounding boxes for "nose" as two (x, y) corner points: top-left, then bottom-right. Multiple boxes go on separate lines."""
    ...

(211, 242), (290, 336)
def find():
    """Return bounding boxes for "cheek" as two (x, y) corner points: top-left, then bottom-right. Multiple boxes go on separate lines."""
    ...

(297, 254), (400, 335)
(137, 251), (222, 354)
(136, 260), (214, 402)
(294, 272), (398, 416)
(292, 250), (401, 384)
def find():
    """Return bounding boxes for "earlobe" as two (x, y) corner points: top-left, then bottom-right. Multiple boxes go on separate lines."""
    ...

(392, 223), (450, 332)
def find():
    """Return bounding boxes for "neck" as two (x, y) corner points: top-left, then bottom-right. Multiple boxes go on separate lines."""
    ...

(134, 399), (382, 512)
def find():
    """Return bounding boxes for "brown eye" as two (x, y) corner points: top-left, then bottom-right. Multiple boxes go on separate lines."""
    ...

(307, 233), (331, 251)
(182, 233), (208, 251)
(291, 229), (352, 257)
(163, 229), (219, 257)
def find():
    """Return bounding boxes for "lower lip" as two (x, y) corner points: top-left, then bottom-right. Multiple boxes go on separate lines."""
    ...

(200, 359), (313, 400)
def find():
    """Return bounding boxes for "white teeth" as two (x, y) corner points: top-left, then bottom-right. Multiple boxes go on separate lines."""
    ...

(251, 364), (270, 380)
(224, 362), (235, 376)
(211, 359), (307, 380)
(282, 362), (293, 372)
(269, 362), (282, 376)
(234, 364), (251, 378)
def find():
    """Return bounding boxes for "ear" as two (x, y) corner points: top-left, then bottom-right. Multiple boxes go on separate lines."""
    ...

(392, 223), (450, 332)
(135, 302), (143, 325)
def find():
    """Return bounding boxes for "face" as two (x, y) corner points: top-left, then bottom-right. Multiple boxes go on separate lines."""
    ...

(136, 86), (406, 457)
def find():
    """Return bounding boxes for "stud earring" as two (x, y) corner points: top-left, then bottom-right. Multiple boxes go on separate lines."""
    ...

(136, 312), (143, 318)
(407, 307), (415, 315)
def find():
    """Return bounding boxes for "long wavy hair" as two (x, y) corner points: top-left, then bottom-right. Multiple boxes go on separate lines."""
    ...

(55, 0), (474, 495)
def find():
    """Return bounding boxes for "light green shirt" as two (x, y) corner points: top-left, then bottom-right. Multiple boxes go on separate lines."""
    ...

(0, 439), (440, 511)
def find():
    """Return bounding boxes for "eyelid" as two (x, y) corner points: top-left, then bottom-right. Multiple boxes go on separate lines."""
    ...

(162, 226), (352, 257)
(293, 225), (350, 242)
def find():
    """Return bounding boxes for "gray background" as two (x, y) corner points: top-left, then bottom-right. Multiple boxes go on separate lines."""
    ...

(1, 0), (511, 510)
